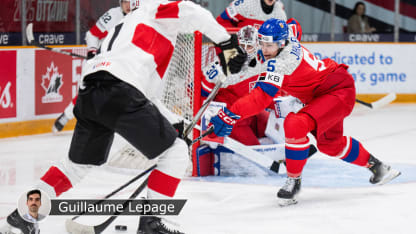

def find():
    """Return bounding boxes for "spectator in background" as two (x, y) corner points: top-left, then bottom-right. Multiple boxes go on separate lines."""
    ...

(347, 1), (376, 33)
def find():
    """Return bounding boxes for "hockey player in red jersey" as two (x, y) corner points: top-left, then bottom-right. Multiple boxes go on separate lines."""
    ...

(217, 0), (286, 29)
(202, 22), (302, 145)
(52, 0), (133, 133)
(202, 25), (269, 145)
(209, 18), (401, 206)
(4, 1), (246, 233)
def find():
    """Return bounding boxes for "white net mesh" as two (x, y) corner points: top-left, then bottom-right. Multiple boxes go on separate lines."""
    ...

(160, 33), (198, 123)
(108, 33), (202, 174)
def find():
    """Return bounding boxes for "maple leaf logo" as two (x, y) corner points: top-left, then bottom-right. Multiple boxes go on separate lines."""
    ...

(41, 62), (63, 103)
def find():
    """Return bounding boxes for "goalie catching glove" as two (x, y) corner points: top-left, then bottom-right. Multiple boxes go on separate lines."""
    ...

(208, 107), (240, 137)
(215, 34), (247, 75)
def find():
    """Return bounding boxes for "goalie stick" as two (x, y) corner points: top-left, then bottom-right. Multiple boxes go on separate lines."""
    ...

(183, 72), (227, 138)
(355, 93), (396, 109)
(26, 23), (87, 59)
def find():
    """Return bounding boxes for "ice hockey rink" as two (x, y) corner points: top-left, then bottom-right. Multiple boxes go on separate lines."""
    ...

(1, 103), (415, 234)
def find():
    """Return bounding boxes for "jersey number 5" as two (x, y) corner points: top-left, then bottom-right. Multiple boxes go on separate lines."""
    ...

(303, 48), (326, 72)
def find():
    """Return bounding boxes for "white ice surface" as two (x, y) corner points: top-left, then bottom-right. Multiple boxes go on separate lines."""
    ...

(0, 104), (416, 234)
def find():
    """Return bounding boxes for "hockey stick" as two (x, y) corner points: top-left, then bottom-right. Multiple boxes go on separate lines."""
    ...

(65, 164), (155, 234)
(223, 137), (282, 172)
(70, 164), (156, 221)
(182, 73), (227, 138)
(26, 23), (87, 59)
(191, 126), (214, 145)
(191, 124), (283, 173)
(66, 177), (150, 234)
(355, 93), (396, 109)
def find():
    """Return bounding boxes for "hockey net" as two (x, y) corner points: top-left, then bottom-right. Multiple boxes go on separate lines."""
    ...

(108, 31), (218, 176)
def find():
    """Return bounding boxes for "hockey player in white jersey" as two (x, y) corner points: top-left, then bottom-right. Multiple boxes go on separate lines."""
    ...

(4, 1), (246, 234)
(217, 0), (287, 29)
(86, 0), (134, 59)
(52, 0), (132, 133)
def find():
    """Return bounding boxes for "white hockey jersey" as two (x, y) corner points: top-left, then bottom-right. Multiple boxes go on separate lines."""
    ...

(82, 0), (230, 101)
(218, 0), (287, 28)
(85, 7), (125, 49)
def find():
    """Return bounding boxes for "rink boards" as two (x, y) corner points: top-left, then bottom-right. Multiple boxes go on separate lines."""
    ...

(0, 43), (416, 138)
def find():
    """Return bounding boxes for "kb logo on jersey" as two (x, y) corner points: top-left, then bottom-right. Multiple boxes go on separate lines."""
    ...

(266, 73), (281, 83)
(265, 72), (284, 87)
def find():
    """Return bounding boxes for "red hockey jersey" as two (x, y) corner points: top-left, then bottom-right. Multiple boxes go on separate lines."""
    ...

(230, 37), (347, 119)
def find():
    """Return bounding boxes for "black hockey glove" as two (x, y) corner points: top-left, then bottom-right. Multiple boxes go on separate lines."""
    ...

(87, 48), (97, 60)
(215, 34), (247, 76)
(228, 46), (247, 74)
(172, 121), (192, 146)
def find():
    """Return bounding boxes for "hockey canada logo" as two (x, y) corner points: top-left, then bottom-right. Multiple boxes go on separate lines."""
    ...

(41, 62), (63, 103)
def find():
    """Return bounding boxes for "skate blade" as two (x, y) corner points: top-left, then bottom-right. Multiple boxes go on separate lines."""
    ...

(376, 169), (401, 185)
(278, 198), (298, 207)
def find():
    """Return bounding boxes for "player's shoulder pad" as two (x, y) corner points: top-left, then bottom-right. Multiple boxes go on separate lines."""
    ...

(270, 35), (303, 76)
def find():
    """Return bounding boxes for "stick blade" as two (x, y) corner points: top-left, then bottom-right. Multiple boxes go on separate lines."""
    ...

(65, 219), (96, 234)
(26, 23), (34, 44)
(371, 93), (397, 109)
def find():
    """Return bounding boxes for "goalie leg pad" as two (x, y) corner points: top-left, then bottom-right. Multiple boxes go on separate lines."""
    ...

(196, 145), (215, 176)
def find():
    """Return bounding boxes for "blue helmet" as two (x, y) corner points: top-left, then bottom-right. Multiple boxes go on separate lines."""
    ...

(258, 18), (288, 48)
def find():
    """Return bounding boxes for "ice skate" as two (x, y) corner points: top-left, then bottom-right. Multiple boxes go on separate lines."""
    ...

(52, 112), (69, 133)
(368, 155), (401, 185)
(137, 216), (184, 234)
(277, 176), (301, 207)
(5, 209), (38, 234)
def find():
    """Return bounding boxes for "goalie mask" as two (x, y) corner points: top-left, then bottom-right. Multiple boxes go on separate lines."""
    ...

(237, 25), (258, 60)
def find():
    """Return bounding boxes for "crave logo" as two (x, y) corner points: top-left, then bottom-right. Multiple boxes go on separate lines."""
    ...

(35, 50), (71, 115)
(41, 62), (63, 103)
(0, 51), (17, 119)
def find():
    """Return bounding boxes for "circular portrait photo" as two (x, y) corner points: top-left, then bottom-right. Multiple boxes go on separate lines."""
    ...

(17, 188), (51, 223)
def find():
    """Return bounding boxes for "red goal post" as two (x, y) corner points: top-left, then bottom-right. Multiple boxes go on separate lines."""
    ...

(161, 29), (239, 176)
